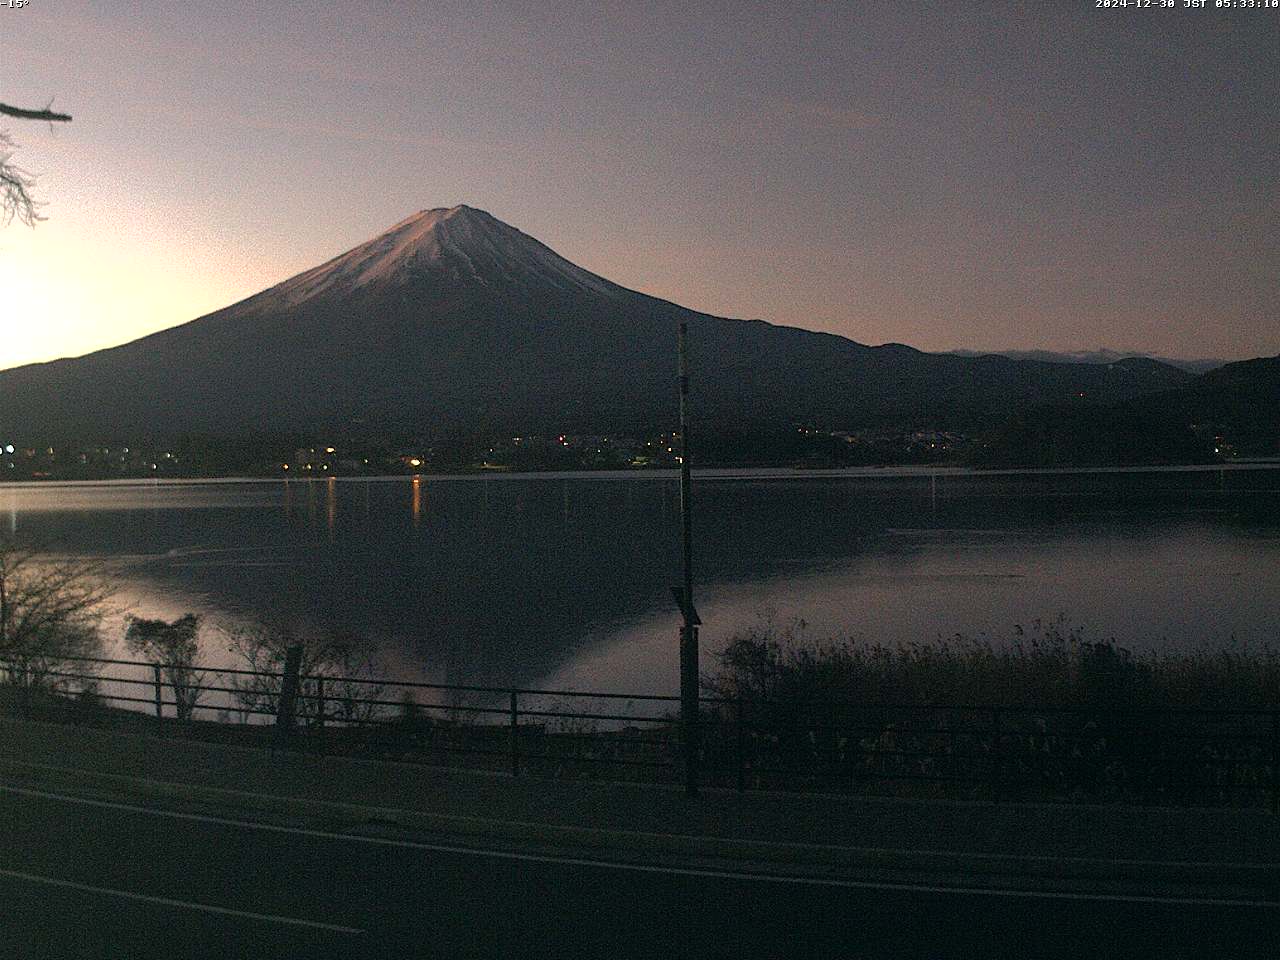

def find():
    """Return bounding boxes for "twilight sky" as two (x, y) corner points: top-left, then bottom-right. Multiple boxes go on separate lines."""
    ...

(2, 1), (1276, 371)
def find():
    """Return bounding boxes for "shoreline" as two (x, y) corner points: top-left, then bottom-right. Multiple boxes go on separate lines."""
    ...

(3, 460), (1279, 489)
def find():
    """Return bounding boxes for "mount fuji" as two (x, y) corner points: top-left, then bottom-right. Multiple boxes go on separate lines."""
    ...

(0, 205), (1193, 441)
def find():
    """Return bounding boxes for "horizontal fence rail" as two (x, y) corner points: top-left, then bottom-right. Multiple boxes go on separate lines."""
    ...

(1, 653), (1277, 810)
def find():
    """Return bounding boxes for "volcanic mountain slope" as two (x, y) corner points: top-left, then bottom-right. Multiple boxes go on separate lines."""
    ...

(0, 205), (1194, 441)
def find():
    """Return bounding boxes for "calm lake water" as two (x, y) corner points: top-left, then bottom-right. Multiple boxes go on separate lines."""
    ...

(4, 466), (1279, 695)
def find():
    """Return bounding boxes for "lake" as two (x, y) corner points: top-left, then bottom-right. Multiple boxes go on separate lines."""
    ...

(3, 465), (1279, 696)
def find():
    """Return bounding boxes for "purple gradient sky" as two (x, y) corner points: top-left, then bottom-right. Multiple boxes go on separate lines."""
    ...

(2, 1), (1276, 370)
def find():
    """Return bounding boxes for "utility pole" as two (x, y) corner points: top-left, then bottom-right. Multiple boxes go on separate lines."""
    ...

(675, 317), (701, 797)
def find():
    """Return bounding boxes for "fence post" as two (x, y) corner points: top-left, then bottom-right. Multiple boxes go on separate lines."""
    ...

(152, 663), (164, 729)
(990, 708), (1002, 802)
(735, 699), (746, 793)
(275, 644), (303, 739)
(509, 690), (520, 778)
(1271, 710), (1278, 816)
(316, 676), (326, 731)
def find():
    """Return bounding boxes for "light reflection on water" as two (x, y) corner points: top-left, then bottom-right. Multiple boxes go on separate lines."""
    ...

(2, 467), (1278, 695)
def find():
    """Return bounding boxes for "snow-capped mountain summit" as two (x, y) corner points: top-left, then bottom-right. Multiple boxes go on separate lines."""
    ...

(0, 206), (1193, 441)
(265, 205), (623, 307)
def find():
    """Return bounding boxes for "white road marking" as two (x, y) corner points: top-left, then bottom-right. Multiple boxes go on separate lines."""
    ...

(1, 782), (1276, 908)
(0, 866), (364, 934)
(3, 756), (1275, 873)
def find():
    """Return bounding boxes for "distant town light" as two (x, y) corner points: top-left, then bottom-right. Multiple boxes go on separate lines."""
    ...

(325, 446), (336, 454)
(3, 444), (13, 455)
(409, 458), (422, 468)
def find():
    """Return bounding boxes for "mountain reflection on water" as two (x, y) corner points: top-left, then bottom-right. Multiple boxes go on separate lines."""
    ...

(3, 466), (1278, 694)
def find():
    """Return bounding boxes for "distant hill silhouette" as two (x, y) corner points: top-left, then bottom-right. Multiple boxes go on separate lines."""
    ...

(969, 355), (1279, 467)
(946, 348), (1226, 375)
(0, 205), (1198, 443)
(1135, 355), (1280, 456)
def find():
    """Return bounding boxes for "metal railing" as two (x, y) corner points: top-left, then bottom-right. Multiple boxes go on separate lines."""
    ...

(2, 653), (1277, 809)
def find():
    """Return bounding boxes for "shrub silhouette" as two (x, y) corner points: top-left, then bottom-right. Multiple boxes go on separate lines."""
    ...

(702, 617), (1277, 802)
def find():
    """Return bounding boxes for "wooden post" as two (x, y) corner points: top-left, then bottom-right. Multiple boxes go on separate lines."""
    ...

(510, 690), (520, 778)
(990, 708), (1002, 802)
(153, 663), (164, 729)
(1271, 711), (1278, 816)
(735, 699), (746, 793)
(276, 644), (303, 739)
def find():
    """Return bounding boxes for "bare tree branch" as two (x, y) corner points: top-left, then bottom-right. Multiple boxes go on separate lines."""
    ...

(0, 132), (41, 226)
(0, 542), (112, 693)
(1, 99), (72, 226)
(222, 622), (387, 726)
(0, 102), (72, 123)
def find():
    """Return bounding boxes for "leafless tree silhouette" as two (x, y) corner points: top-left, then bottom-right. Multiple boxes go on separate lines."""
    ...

(222, 622), (387, 726)
(0, 100), (72, 226)
(125, 614), (207, 721)
(0, 541), (110, 692)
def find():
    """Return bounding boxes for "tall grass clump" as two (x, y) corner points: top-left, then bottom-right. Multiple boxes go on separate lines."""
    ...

(701, 617), (1279, 803)
(704, 615), (1279, 711)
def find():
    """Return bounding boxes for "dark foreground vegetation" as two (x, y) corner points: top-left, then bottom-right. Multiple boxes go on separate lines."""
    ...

(706, 617), (1280, 711)
(2, 602), (1276, 807)
(703, 618), (1279, 804)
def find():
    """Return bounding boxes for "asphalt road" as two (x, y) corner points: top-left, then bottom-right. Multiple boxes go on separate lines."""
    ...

(0, 786), (1274, 960)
